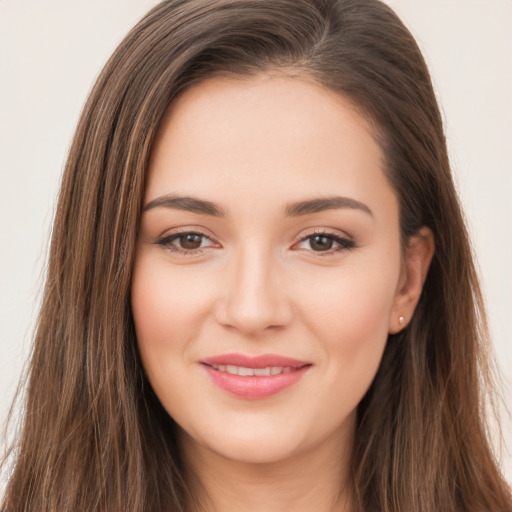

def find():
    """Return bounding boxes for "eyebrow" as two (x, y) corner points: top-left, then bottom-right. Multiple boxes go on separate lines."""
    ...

(284, 196), (373, 217)
(144, 194), (373, 217)
(144, 194), (226, 216)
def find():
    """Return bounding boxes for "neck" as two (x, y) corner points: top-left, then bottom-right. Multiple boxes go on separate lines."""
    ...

(180, 426), (354, 512)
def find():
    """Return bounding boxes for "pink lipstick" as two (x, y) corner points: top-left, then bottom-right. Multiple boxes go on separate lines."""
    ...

(200, 353), (312, 399)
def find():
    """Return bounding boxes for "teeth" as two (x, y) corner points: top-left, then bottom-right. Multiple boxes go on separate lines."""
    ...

(226, 365), (239, 375)
(210, 364), (294, 376)
(254, 367), (271, 376)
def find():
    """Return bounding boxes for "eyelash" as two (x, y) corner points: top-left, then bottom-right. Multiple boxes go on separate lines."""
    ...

(154, 229), (356, 257)
(296, 230), (356, 256)
(155, 230), (215, 257)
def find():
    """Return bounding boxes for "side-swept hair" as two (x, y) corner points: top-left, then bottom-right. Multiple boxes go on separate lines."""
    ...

(2, 1), (511, 510)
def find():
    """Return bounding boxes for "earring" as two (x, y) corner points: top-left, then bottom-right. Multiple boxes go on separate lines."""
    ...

(399, 315), (405, 324)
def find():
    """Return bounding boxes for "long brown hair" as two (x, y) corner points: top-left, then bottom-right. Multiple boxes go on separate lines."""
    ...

(2, 0), (511, 510)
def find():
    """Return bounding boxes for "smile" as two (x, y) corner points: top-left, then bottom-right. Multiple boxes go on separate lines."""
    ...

(207, 364), (295, 376)
(200, 354), (312, 399)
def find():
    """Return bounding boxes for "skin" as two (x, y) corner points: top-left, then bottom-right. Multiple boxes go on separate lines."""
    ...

(131, 74), (434, 512)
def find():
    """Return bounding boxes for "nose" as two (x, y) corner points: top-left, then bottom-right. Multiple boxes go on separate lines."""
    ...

(215, 245), (293, 336)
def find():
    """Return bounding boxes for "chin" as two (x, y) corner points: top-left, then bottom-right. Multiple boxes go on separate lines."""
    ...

(212, 438), (303, 465)
(182, 421), (312, 466)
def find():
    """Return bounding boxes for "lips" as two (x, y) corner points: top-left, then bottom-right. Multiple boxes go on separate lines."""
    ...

(200, 353), (312, 399)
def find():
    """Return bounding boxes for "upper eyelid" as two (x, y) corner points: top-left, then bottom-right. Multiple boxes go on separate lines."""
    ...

(158, 231), (216, 246)
(297, 227), (354, 245)
(156, 228), (354, 254)
(156, 225), (215, 240)
(156, 227), (351, 242)
(295, 232), (354, 249)
(299, 227), (351, 238)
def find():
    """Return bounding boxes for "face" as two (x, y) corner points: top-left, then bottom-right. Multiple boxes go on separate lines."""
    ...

(132, 74), (405, 465)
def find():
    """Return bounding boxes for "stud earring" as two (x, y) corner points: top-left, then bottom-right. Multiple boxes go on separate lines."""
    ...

(399, 315), (405, 324)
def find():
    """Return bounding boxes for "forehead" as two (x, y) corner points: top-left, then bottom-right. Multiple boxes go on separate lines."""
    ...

(145, 74), (396, 221)
(155, 73), (379, 159)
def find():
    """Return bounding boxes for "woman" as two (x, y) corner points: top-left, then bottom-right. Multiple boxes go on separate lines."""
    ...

(1, 0), (511, 510)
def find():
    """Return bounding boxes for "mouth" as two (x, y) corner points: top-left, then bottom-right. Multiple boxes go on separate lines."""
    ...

(199, 354), (312, 399)
(205, 364), (298, 376)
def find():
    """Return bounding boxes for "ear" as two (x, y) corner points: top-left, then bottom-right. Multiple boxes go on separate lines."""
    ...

(388, 226), (435, 334)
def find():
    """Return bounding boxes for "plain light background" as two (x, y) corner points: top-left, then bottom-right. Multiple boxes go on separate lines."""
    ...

(1, 0), (511, 485)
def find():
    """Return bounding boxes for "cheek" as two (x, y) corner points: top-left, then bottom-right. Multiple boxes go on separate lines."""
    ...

(130, 253), (210, 396)
(130, 255), (218, 426)
(303, 262), (396, 334)
(297, 261), (397, 393)
(131, 256), (212, 347)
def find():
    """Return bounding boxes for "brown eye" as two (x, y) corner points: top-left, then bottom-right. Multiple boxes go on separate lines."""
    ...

(156, 231), (214, 254)
(295, 231), (355, 255)
(178, 233), (204, 250)
(309, 234), (334, 251)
